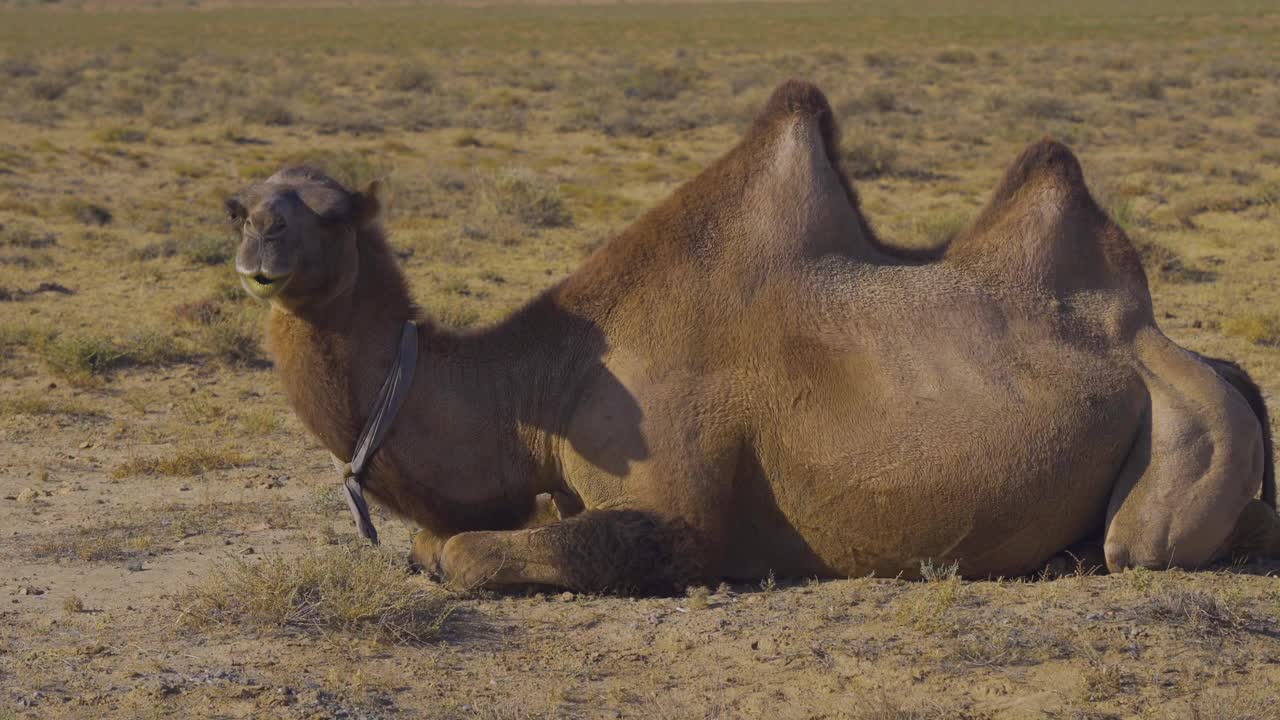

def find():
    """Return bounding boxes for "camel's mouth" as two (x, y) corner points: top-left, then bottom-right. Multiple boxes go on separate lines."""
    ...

(240, 271), (293, 299)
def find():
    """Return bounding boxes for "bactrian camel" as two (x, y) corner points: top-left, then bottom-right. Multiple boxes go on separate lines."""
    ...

(228, 80), (1278, 594)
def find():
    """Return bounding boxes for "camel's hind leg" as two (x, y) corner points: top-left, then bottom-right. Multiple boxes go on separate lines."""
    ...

(426, 510), (701, 594)
(1104, 329), (1268, 571)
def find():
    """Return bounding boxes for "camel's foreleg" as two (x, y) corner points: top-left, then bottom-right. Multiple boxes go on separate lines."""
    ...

(409, 492), (575, 576)
(427, 509), (703, 594)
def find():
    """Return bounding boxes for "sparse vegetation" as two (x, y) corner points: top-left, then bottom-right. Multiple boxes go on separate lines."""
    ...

(63, 595), (85, 614)
(33, 522), (156, 563)
(1081, 659), (1134, 701)
(844, 138), (900, 178)
(111, 446), (250, 477)
(93, 126), (148, 144)
(934, 48), (978, 65)
(179, 544), (453, 643)
(40, 334), (125, 381)
(1023, 95), (1074, 120)
(39, 331), (184, 383)
(1, 221), (56, 248)
(1136, 587), (1249, 637)
(1125, 75), (1166, 101)
(1134, 236), (1210, 284)
(384, 62), (436, 93)
(1223, 313), (1280, 347)
(912, 211), (967, 249)
(622, 65), (695, 102)
(487, 167), (572, 228)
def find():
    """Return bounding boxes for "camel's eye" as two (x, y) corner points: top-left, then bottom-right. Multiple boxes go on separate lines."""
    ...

(225, 197), (247, 223)
(264, 216), (287, 236)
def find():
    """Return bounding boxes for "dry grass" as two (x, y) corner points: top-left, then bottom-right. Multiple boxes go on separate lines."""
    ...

(1223, 314), (1280, 347)
(178, 544), (453, 644)
(487, 167), (573, 228)
(38, 331), (186, 384)
(1080, 659), (1135, 701)
(844, 138), (900, 179)
(1134, 236), (1210, 284)
(0, 393), (102, 419)
(895, 561), (968, 632)
(1134, 587), (1249, 636)
(111, 446), (250, 478)
(32, 521), (155, 563)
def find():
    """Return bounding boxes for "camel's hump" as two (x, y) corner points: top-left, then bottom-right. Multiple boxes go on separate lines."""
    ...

(989, 138), (1089, 207)
(747, 80), (841, 157)
(756, 79), (835, 123)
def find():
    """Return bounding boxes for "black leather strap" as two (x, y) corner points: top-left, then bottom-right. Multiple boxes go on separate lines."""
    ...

(333, 321), (418, 545)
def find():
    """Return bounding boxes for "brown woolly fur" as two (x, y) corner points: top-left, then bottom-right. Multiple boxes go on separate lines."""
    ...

(232, 80), (1279, 594)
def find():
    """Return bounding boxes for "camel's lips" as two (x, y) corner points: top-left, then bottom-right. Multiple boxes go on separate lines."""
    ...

(239, 270), (293, 299)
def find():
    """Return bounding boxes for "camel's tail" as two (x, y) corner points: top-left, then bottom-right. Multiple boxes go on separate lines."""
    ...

(1200, 354), (1275, 509)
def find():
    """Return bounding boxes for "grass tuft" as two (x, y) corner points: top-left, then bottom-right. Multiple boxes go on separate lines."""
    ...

(622, 65), (694, 101)
(41, 334), (126, 381)
(934, 48), (977, 65)
(844, 138), (899, 179)
(1223, 314), (1280, 347)
(385, 62), (436, 93)
(912, 212), (967, 249)
(1022, 95), (1074, 121)
(1136, 588), (1247, 636)
(178, 544), (453, 644)
(93, 126), (148, 144)
(183, 235), (233, 266)
(488, 167), (572, 228)
(1133, 236), (1209, 284)
(1125, 75), (1166, 101)
(195, 306), (262, 365)
(1, 221), (57, 249)
(111, 447), (250, 478)
(1081, 659), (1134, 701)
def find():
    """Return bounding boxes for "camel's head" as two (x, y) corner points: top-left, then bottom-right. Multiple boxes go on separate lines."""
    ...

(227, 166), (380, 308)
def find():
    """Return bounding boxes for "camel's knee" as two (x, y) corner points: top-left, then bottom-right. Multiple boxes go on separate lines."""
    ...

(408, 528), (452, 577)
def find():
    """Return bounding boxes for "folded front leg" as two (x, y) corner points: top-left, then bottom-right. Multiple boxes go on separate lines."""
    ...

(435, 510), (703, 595)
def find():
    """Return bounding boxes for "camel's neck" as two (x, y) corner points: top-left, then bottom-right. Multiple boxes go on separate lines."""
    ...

(266, 227), (415, 456)
(266, 228), (589, 535)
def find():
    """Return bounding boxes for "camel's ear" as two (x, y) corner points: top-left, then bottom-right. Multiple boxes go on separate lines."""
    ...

(352, 180), (382, 227)
(224, 196), (247, 224)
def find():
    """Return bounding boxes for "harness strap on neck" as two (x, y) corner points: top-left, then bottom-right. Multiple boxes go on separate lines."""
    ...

(333, 320), (418, 545)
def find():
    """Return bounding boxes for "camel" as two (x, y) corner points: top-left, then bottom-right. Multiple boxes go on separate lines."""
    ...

(229, 80), (1279, 594)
